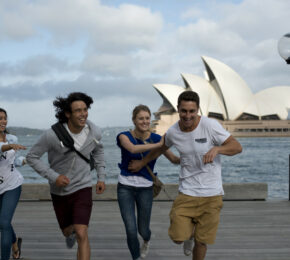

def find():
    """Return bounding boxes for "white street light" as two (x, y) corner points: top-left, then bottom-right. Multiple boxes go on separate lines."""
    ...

(278, 33), (290, 64)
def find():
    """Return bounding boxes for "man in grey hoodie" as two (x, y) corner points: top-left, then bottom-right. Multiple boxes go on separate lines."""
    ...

(27, 92), (106, 260)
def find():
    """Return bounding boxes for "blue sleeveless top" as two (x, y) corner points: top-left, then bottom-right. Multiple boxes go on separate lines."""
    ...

(116, 131), (161, 181)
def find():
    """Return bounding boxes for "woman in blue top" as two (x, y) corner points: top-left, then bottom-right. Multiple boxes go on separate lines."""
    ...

(116, 105), (179, 260)
(0, 108), (26, 260)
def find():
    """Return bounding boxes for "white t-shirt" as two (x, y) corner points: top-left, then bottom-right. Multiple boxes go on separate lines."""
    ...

(118, 174), (153, 187)
(165, 116), (230, 197)
(0, 134), (24, 194)
(64, 123), (89, 150)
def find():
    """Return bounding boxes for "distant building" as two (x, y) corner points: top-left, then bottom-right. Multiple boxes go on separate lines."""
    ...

(152, 56), (290, 137)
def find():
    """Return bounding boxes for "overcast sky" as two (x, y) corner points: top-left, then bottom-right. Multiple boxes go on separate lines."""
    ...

(0, 0), (289, 129)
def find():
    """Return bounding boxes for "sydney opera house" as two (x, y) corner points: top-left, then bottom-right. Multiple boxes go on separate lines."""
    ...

(152, 56), (290, 137)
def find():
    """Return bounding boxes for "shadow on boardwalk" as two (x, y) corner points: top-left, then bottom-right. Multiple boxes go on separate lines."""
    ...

(13, 200), (290, 260)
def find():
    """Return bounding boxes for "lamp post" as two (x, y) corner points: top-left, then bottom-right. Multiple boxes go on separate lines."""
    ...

(278, 34), (290, 199)
(278, 33), (290, 64)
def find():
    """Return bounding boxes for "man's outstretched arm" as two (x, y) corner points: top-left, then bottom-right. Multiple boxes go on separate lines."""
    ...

(128, 143), (169, 172)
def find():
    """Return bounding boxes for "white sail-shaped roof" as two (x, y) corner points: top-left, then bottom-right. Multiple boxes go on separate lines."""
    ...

(201, 56), (259, 120)
(242, 96), (261, 119)
(253, 86), (290, 119)
(153, 56), (290, 122)
(181, 73), (226, 118)
(153, 84), (185, 111)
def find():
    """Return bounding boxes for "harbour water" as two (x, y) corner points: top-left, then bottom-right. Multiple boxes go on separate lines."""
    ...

(15, 127), (290, 199)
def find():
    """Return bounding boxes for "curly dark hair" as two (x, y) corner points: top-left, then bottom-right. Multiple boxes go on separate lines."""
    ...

(53, 92), (93, 123)
(0, 108), (8, 133)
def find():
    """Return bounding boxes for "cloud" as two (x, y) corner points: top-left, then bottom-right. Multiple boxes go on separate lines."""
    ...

(177, 19), (247, 55)
(221, 0), (290, 40)
(81, 53), (134, 76)
(0, 0), (164, 80)
(181, 7), (203, 21)
(0, 0), (289, 129)
(0, 0), (163, 49)
(87, 3), (163, 53)
(0, 0), (35, 40)
(0, 55), (74, 77)
(0, 73), (161, 103)
(176, 0), (290, 93)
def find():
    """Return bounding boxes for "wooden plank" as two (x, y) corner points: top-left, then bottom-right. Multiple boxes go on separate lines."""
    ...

(12, 200), (290, 260)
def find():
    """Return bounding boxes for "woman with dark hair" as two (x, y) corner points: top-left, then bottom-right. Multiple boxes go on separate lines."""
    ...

(116, 105), (179, 260)
(0, 108), (26, 260)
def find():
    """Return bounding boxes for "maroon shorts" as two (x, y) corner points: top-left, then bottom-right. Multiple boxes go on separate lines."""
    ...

(51, 187), (93, 230)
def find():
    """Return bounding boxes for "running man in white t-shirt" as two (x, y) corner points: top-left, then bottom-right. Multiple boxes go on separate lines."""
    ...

(129, 91), (242, 260)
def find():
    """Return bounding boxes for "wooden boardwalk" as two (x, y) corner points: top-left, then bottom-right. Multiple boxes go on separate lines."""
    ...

(12, 200), (290, 260)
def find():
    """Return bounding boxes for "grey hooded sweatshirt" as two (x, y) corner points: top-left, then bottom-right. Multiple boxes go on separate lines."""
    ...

(26, 120), (106, 196)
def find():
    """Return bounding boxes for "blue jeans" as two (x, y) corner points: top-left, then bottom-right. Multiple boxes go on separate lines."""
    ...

(0, 185), (21, 260)
(117, 183), (153, 260)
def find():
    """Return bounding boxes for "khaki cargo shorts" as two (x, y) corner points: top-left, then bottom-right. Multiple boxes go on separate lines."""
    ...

(168, 193), (223, 245)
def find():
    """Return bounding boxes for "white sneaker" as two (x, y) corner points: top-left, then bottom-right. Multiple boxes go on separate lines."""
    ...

(140, 241), (150, 259)
(183, 238), (194, 256)
(65, 232), (76, 249)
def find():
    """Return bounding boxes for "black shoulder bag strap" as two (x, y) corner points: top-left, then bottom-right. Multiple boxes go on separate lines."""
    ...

(51, 122), (90, 164)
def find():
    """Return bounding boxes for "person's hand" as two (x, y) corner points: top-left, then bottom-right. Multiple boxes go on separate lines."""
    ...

(128, 160), (144, 173)
(55, 175), (70, 187)
(9, 144), (26, 151)
(22, 158), (27, 165)
(202, 147), (219, 164)
(96, 181), (105, 194)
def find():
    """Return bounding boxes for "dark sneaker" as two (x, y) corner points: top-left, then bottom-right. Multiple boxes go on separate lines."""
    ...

(65, 232), (76, 249)
(183, 238), (194, 256)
